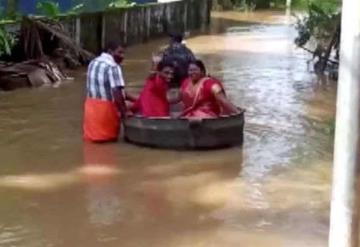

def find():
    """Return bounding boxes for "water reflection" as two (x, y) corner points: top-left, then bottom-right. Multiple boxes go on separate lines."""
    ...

(82, 143), (123, 227)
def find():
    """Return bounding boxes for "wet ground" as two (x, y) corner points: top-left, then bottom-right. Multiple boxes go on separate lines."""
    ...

(0, 11), (337, 247)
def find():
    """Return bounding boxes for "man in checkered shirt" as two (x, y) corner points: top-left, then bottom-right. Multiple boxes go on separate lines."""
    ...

(83, 42), (135, 142)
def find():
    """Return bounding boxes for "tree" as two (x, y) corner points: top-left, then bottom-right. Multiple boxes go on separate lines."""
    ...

(5, 0), (19, 19)
(294, 0), (341, 75)
(214, 0), (272, 10)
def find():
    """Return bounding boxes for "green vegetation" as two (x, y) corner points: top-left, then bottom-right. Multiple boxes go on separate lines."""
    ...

(0, 1), (20, 22)
(214, 0), (342, 76)
(36, 1), (61, 18)
(214, 0), (271, 10)
(292, 0), (340, 10)
(319, 118), (336, 136)
(0, 0), (142, 57)
(0, 2), (18, 57)
(233, 1), (256, 11)
(327, 119), (336, 136)
(295, 2), (340, 47)
(215, 0), (341, 11)
(5, 0), (20, 20)
(0, 26), (16, 56)
(294, 0), (341, 75)
(108, 0), (136, 8)
(36, 1), (84, 19)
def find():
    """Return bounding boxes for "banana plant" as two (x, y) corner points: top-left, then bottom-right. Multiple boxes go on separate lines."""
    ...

(0, 26), (15, 56)
(36, 1), (84, 19)
(36, 1), (61, 18)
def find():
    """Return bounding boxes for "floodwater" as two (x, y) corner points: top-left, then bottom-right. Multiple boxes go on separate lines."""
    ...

(0, 11), (337, 247)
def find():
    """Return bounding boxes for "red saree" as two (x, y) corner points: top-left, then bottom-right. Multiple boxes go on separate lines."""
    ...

(132, 75), (170, 117)
(180, 77), (224, 118)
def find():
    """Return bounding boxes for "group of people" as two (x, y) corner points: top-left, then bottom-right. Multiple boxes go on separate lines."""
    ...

(83, 33), (240, 143)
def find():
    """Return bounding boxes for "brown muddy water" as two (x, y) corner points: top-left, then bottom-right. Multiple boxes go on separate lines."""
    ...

(0, 11), (337, 247)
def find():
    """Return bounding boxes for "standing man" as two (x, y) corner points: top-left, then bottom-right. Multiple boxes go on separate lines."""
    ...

(162, 32), (196, 86)
(83, 42), (129, 143)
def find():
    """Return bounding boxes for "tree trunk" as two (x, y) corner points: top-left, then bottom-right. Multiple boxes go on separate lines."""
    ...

(319, 22), (341, 73)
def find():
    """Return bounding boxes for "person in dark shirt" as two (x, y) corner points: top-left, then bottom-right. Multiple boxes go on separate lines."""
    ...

(161, 33), (196, 87)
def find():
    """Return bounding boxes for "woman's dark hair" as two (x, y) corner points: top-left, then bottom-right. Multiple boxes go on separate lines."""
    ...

(157, 60), (174, 71)
(189, 59), (206, 74)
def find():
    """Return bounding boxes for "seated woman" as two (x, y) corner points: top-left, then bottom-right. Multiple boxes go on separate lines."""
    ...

(131, 61), (174, 117)
(180, 60), (239, 118)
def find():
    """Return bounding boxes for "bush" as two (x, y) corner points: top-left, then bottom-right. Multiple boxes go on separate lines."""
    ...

(108, 0), (136, 8)
(36, 0), (84, 19)
(0, 26), (16, 57)
(294, 0), (341, 74)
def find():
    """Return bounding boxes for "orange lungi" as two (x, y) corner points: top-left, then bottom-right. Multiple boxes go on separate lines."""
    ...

(83, 98), (120, 142)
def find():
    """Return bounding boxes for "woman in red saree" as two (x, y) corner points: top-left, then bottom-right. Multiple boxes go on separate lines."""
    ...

(180, 60), (239, 118)
(131, 61), (174, 117)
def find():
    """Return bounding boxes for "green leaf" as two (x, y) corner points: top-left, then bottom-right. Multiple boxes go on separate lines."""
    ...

(36, 1), (61, 18)
(66, 4), (84, 15)
(0, 26), (14, 56)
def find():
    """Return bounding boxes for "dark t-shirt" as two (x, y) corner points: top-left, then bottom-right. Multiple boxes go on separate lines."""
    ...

(162, 43), (196, 84)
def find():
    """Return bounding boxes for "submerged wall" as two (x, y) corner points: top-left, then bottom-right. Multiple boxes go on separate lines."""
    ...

(62, 0), (212, 53)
